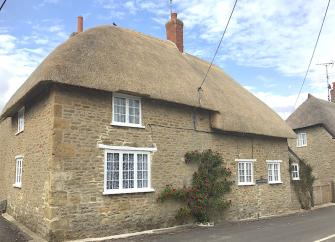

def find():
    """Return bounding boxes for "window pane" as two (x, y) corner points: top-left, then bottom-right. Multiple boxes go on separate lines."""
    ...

(137, 154), (148, 188)
(239, 162), (248, 183)
(106, 153), (119, 189)
(123, 153), (134, 189)
(114, 97), (126, 123)
(129, 99), (140, 124)
(274, 164), (279, 181)
(18, 109), (24, 132)
(268, 164), (273, 182)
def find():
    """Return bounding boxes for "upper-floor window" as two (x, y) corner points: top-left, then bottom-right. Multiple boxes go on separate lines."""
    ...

(236, 159), (255, 186)
(297, 132), (307, 147)
(100, 145), (156, 195)
(267, 160), (282, 184)
(17, 107), (25, 134)
(291, 163), (300, 180)
(112, 93), (143, 128)
(14, 156), (23, 188)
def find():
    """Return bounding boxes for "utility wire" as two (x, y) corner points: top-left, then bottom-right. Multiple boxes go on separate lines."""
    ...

(294, 0), (331, 108)
(0, 0), (7, 12)
(198, 0), (238, 91)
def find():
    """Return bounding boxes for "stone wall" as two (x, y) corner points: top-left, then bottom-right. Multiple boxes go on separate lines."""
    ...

(288, 125), (335, 198)
(0, 90), (53, 237)
(49, 85), (294, 241)
(0, 119), (9, 202)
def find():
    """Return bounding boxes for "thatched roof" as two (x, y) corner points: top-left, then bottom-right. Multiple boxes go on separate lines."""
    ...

(287, 94), (335, 137)
(1, 25), (294, 138)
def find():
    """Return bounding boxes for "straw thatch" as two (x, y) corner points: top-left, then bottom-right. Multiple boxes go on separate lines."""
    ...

(287, 94), (335, 137)
(1, 25), (294, 138)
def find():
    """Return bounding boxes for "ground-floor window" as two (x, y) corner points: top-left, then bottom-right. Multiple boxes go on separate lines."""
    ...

(100, 145), (156, 194)
(291, 163), (300, 180)
(14, 156), (23, 188)
(236, 159), (255, 185)
(267, 160), (282, 184)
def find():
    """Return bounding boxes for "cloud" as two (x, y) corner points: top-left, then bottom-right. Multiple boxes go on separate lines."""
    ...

(33, 0), (60, 10)
(96, 0), (169, 20)
(179, 0), (335, 94)
(246, 88), (328, 119)
(0, 19), (67, 112)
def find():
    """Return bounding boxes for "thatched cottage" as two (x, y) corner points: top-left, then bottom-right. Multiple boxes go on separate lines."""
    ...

(0, 14), (296, 241)
(287, 92), (335, 205)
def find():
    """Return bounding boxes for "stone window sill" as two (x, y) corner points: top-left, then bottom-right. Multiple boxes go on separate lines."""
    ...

(103, 188), (155, 195)
(13, 184), (22, 189)
(15, 130), (24, 136)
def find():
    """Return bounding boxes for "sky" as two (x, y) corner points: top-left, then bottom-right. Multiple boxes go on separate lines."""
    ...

(0, 0), (334, 119)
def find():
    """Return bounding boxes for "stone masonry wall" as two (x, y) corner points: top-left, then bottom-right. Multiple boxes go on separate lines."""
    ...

(0, 119), (10, 202)
(288, 126), (335, 193)
(50, 85), (294, 241)
(0, 90), (53, 237)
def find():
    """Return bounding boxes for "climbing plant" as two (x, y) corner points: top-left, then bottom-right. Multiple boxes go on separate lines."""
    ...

(289, 157), (315, 209)
(157, 150), (233, 223)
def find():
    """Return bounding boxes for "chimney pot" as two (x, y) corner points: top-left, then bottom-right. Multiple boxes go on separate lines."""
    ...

(77, 16), (83, 33)
(165, 12), (184, 53)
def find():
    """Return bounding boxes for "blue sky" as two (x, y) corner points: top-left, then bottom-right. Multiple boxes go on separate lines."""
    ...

(0, 0), (334, 118)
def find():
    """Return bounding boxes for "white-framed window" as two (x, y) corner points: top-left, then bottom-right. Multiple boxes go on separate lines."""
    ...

(291, 163), (300, 180)
(236, 159), (255, 186)
(112, 93), (143, 128)
(100, 145), (156, 195)
(267, 160), (282, 184)
(297, 132), (307, 147)
(17, 107), (25, 134)
(14, 156), (23, 188)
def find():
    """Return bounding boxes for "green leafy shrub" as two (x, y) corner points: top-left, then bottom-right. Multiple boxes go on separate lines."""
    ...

(157, 150), (233, 223)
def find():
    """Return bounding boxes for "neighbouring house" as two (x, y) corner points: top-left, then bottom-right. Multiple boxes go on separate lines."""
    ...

(287, 92), (335, 205)
(0, 14), (296, 241)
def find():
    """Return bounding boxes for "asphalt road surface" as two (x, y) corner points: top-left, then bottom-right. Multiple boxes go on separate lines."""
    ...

(113, 205), (335, 242)
(0, 215), (30, 242)
(0, 206), (334, 242)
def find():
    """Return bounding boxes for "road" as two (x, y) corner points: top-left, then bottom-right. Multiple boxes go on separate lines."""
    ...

(113, 205), (335, 242)
(0, 215), (30, 242)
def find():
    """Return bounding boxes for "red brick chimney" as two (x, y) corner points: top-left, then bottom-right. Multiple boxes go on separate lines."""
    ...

(331, 82), (335, 103)
(77, 16), (83, 33)
(165, 12), (184, 53)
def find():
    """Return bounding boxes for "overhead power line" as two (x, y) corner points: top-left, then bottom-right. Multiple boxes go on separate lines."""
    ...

(0, 0), (7, 12)
(198, 0), (238, 92)
(294, 0), (331, 108)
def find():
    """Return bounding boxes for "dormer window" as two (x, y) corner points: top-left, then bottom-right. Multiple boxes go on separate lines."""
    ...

(297, 132), (307, 147)
(112, 93), (143, 128)
(17, 107), (25, 134)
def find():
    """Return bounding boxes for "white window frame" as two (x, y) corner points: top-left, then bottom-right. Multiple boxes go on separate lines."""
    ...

(296, 132), (307, 147)
(267, 160), (282, 184)
(236, 159), (255, 186)
(291, 162), (300, 180)
(16, 107), (25, 134)
(100, 145), (156, 195)
(14, 155), (23, 188)
(111, 93), (144, 128)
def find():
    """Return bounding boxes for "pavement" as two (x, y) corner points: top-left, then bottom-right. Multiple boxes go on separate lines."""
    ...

(0, 215), (30, 242)
(111, 205), (335, 242)
(1, 205), (335, 242)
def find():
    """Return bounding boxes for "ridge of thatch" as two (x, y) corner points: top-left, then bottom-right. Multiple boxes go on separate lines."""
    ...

(287, 94), (335, 137)
(1, 25), (294, 138)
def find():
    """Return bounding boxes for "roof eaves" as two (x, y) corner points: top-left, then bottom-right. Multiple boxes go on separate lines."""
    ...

(292, 123), (335, 139)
